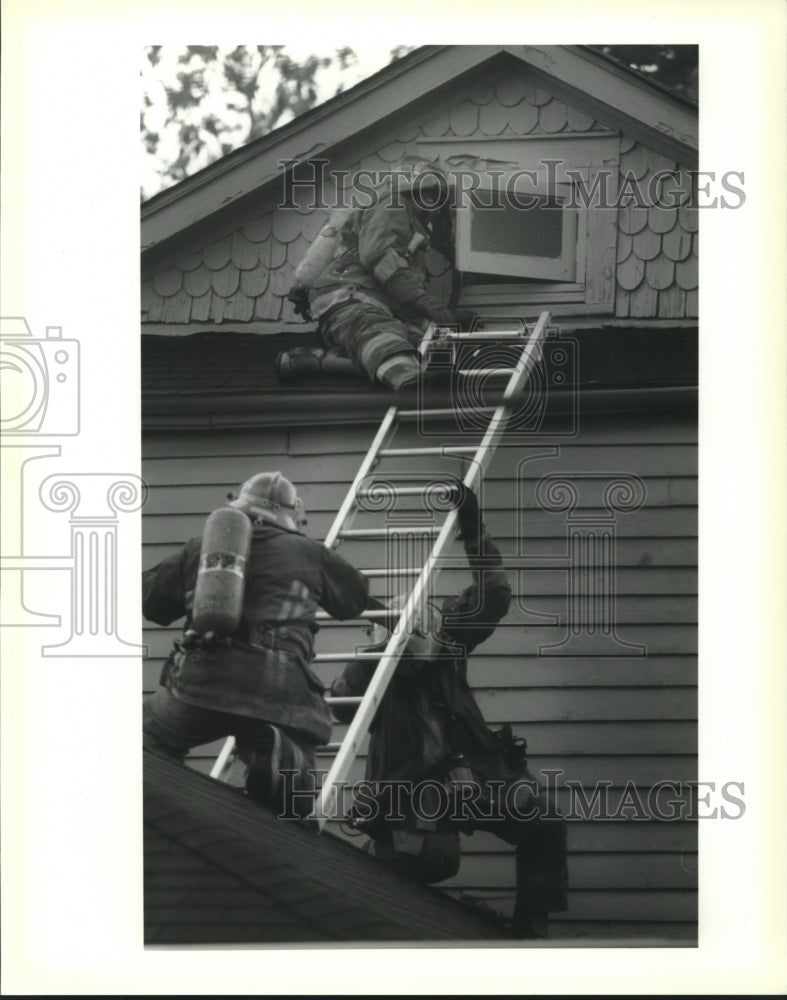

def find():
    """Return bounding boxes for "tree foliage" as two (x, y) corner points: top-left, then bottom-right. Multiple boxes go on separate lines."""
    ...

(141, 45), (412, 199)
(141, 44), (698, 201)
(588, 45), (698, 101)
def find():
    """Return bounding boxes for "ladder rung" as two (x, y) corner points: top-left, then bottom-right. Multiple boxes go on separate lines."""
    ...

(432, 330), (527, 340)
(312, 652), (385, 663)
(378, 446), (478, 457)
(324, 696), (363, 705)
(359, 567), (421, 577)
(317, 743), (343, 753)
(457, 368), (516, 376)
(398, 405), (497, 419)
(357, 485), (455, 498)
(338, 526), (440, 539)
(314, 608), (392, 621)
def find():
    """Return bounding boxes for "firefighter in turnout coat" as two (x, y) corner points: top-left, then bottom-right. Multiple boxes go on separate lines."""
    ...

(330, 487), (569, 937)
(142, 471), (370, 815)
(290, 157), (457, 392)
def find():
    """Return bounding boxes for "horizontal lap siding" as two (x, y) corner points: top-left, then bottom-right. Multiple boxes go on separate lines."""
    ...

(141, 406), (697, 939)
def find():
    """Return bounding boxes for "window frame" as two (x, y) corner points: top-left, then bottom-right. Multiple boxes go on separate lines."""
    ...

(417, 132), (620, 315)
(455, 181), (583, 283)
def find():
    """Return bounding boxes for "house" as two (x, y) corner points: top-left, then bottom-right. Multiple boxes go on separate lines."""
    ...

(141, 44), (698, 943)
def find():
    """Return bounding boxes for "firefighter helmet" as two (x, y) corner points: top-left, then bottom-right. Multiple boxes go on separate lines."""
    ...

(393, 156), (451, 209)
(229, 471), (306, 531)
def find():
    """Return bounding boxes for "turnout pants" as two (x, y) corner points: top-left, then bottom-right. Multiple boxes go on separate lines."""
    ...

(143, 686), (318, 816)
(318, 300), (422, 383)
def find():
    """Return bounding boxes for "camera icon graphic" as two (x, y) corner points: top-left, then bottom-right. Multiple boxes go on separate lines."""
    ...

(0, 317), (80, 435)
(418, 324), (578, 440)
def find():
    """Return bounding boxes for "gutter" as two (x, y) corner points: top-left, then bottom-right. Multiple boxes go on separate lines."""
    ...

(142, 384), (697, 431)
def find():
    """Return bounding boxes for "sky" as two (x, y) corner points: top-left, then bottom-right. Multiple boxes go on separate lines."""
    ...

(141, 45), (408, 198)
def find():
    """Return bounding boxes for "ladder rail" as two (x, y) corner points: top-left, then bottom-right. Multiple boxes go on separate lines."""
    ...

(312, 311), (551, 825)
(312, 502), (462, 824)
(323, 404), (400, 550)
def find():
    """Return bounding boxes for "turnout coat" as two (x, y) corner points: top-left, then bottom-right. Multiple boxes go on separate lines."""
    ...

(143, 521), (369, 745)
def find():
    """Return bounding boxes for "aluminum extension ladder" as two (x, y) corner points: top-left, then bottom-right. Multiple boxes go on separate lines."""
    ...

(210, 310), (552, 830)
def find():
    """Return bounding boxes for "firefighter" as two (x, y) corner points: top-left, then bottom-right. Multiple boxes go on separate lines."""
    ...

(329, 487), (569, 938)
(290, 156), (457, 392)
(142, 471), (370, 817)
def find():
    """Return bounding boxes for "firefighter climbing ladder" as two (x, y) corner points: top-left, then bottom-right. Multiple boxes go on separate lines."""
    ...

(210, 311), (552, 830)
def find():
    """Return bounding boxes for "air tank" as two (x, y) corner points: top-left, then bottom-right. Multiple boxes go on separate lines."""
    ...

(191, 506), (252, 635)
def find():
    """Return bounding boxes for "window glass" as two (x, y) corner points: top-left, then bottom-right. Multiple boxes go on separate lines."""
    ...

(470, 197), (564, 260)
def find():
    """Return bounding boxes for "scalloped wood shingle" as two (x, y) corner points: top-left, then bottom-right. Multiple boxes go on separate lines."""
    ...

(506, 99), (539, 133)
(178, 252), (203, 272)
(421, 111), (451, 137)
(243, 214), (273, 243)
(479, 101), (510, 136)
(620, 144), (651, 181)
(662, 225), (693, 262)
(645, 257), (675, 291)
(270, 264), (294, 298)
(539, 98), (568, 133)
(203, 236), (232, 271)
(617, 232), (633, 264)
(211, 261), (240, 298)
(240, 264), (270, 298)
(231, 231), (261, 271)
(566, 106), (595, 131)
(632, 228), (662, 262)
(183, 266), (213, 298)
(523, 85), (551, 106)
(618, 253), (645, 291)
(269, 237), (288, 270)
(469, 80), (495, 105)
(619, 205), (649, 236)
(449, 100), (479, 136)
(272, 207), (303, 244)
(678, 205), (698, 234)
(675, 252), (698, 291)
(648, 205), (678, 235)
(495, 75), (528, 107)
(153, 267), (183, 298)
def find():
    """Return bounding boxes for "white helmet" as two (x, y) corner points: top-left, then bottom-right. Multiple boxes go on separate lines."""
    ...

(393, 156), (451, 209)
(369, 591), (447, 659)
(229, 471), (306, 531)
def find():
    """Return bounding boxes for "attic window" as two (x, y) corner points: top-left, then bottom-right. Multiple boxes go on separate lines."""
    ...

(456, 184), (578, 282)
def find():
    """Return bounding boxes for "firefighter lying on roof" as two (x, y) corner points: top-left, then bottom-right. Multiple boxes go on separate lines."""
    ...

(329, 486), (569, 939)
(142, 471), (371, 817)
(284, 156), (457, 392)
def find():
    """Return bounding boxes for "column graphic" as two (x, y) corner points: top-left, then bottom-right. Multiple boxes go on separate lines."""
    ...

(534, 473), (647, 656)
(39, 474), (148, 657)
